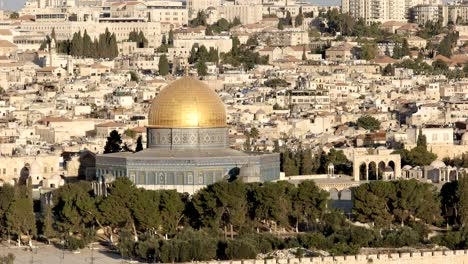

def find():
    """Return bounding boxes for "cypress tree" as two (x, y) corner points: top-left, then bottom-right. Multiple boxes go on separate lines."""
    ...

(196, 59), (208, 76)
(285, 11), (293, 26)
(393, 44), (402, 59)
(402, 39), (410, 57)
(129, 30), (138, 42)
(51, 28), (56, 42)
(70, 31), (83, 57)
(243, 135), (251, 151)
(208, 47), (219, 63)
(110, 33), (118, 59)
(98, 32), (106, 58)
(82, 30), (92, 58)
(158, 55), (170, 76)
(138, 31), (147, 48)
(295, 8), (304, 27)
(168, 29), (174, 46)
(232, 16), (241, 26)
(136, 136), (143, 152)
(197, 45), (208, 61)
(92, 37), (99, 59)
(104, 130), (122, 154)
(188, 45), (198, 64)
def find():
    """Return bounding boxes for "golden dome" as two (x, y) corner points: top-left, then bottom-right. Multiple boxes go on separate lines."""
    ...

(148, 77), (226, 128)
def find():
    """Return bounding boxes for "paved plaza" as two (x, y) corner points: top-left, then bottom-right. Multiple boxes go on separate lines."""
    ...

(0, 244), (139, 264)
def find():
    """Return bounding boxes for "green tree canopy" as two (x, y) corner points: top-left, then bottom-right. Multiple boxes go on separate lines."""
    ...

(295, 8), (304, 27)
(158, 55), (170, 76)
(128, 30), (148, 48)
(9, 12), (19, 19)
(196, 59), (208, 76)
(357, 115), (381, 131)
(136, 136), (143, 152)
(353, 180), (440, 227)
(104, 130), (122, 154)
(360, 42), (378, 60)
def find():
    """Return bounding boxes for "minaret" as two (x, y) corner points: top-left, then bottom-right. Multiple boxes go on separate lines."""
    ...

(48, 37), (56, 67)
(67, 55), (73, 76)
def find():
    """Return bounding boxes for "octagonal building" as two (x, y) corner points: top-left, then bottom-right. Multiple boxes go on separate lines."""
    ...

(96, 77), (280, 194)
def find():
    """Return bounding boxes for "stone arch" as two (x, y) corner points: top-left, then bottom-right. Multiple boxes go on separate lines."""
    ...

(359, 162), (367, 181)
(378, 161), (386, 179)
(387, 160), (396, 180)
(329, 188), (339, 200)
(449, 169), (458, 182)
(340, 189), (352, 200)
(368, 161), (378, 181)
(353, 153), (401, 181)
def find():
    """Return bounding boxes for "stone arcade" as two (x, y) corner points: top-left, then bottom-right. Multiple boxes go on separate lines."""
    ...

(96, 77), (280, 194)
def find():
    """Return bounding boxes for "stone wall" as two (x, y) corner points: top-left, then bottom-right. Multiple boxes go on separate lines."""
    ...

(175, 250), (468, 264)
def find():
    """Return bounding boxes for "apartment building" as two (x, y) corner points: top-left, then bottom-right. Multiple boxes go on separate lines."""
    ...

(20, 20), (162, 48)
(342, 0), (441, 22)
(410, 4), (448, 25)
(218, 4), (263, 25)
(187, 0), (221, 18)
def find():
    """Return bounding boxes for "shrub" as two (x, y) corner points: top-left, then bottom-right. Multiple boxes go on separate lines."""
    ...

(381, 227), (421, 248)
(225, 240), (258, 260)
(431, 229), (468, 250)
(298, 233), (331, 250)
(239, 233), (282, 253)
(65, 236), (86, 251)
(328, 242), (359, 256)
(135, 239), (159, 262)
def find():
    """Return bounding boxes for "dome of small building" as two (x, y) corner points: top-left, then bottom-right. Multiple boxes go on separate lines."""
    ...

(384, 166), (394, 172)
(430, 160), (446, 169)
(402, 165), (413, 170)
(462, 132), (468, 145)
(256, 109), (266, 115)
(147, 77), (226, 128)
(29, 160), (41, 176)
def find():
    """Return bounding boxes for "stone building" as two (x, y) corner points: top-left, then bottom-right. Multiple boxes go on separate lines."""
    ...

(96, 77), (280, 194)
(0, 155), (62, 187)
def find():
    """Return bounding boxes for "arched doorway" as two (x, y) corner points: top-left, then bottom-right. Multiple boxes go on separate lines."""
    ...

(368, 162), (378, 181)
(19, 163), (30, 185)
(340, 189), (352, 200)
(329, 188), (339, 200)
(378, 161), (386, 180)
(388, 161), (396, 180)
(359, 163), (367, 181)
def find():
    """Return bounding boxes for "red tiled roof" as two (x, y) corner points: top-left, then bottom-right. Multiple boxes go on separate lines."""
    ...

(371, 56), (399, 64)
(96, 122), (127, 128)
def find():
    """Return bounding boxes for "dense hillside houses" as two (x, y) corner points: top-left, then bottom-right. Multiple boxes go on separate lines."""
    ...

(0, 0), (468, 262)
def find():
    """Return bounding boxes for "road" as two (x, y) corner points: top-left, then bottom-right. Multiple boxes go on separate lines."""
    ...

(0, 243), (140, 264)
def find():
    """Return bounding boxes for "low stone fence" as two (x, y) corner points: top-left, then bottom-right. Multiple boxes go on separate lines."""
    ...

(178, 250), (468, 264)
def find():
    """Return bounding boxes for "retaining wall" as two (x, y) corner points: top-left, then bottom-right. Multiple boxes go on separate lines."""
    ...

(178, 250), (468, 264)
